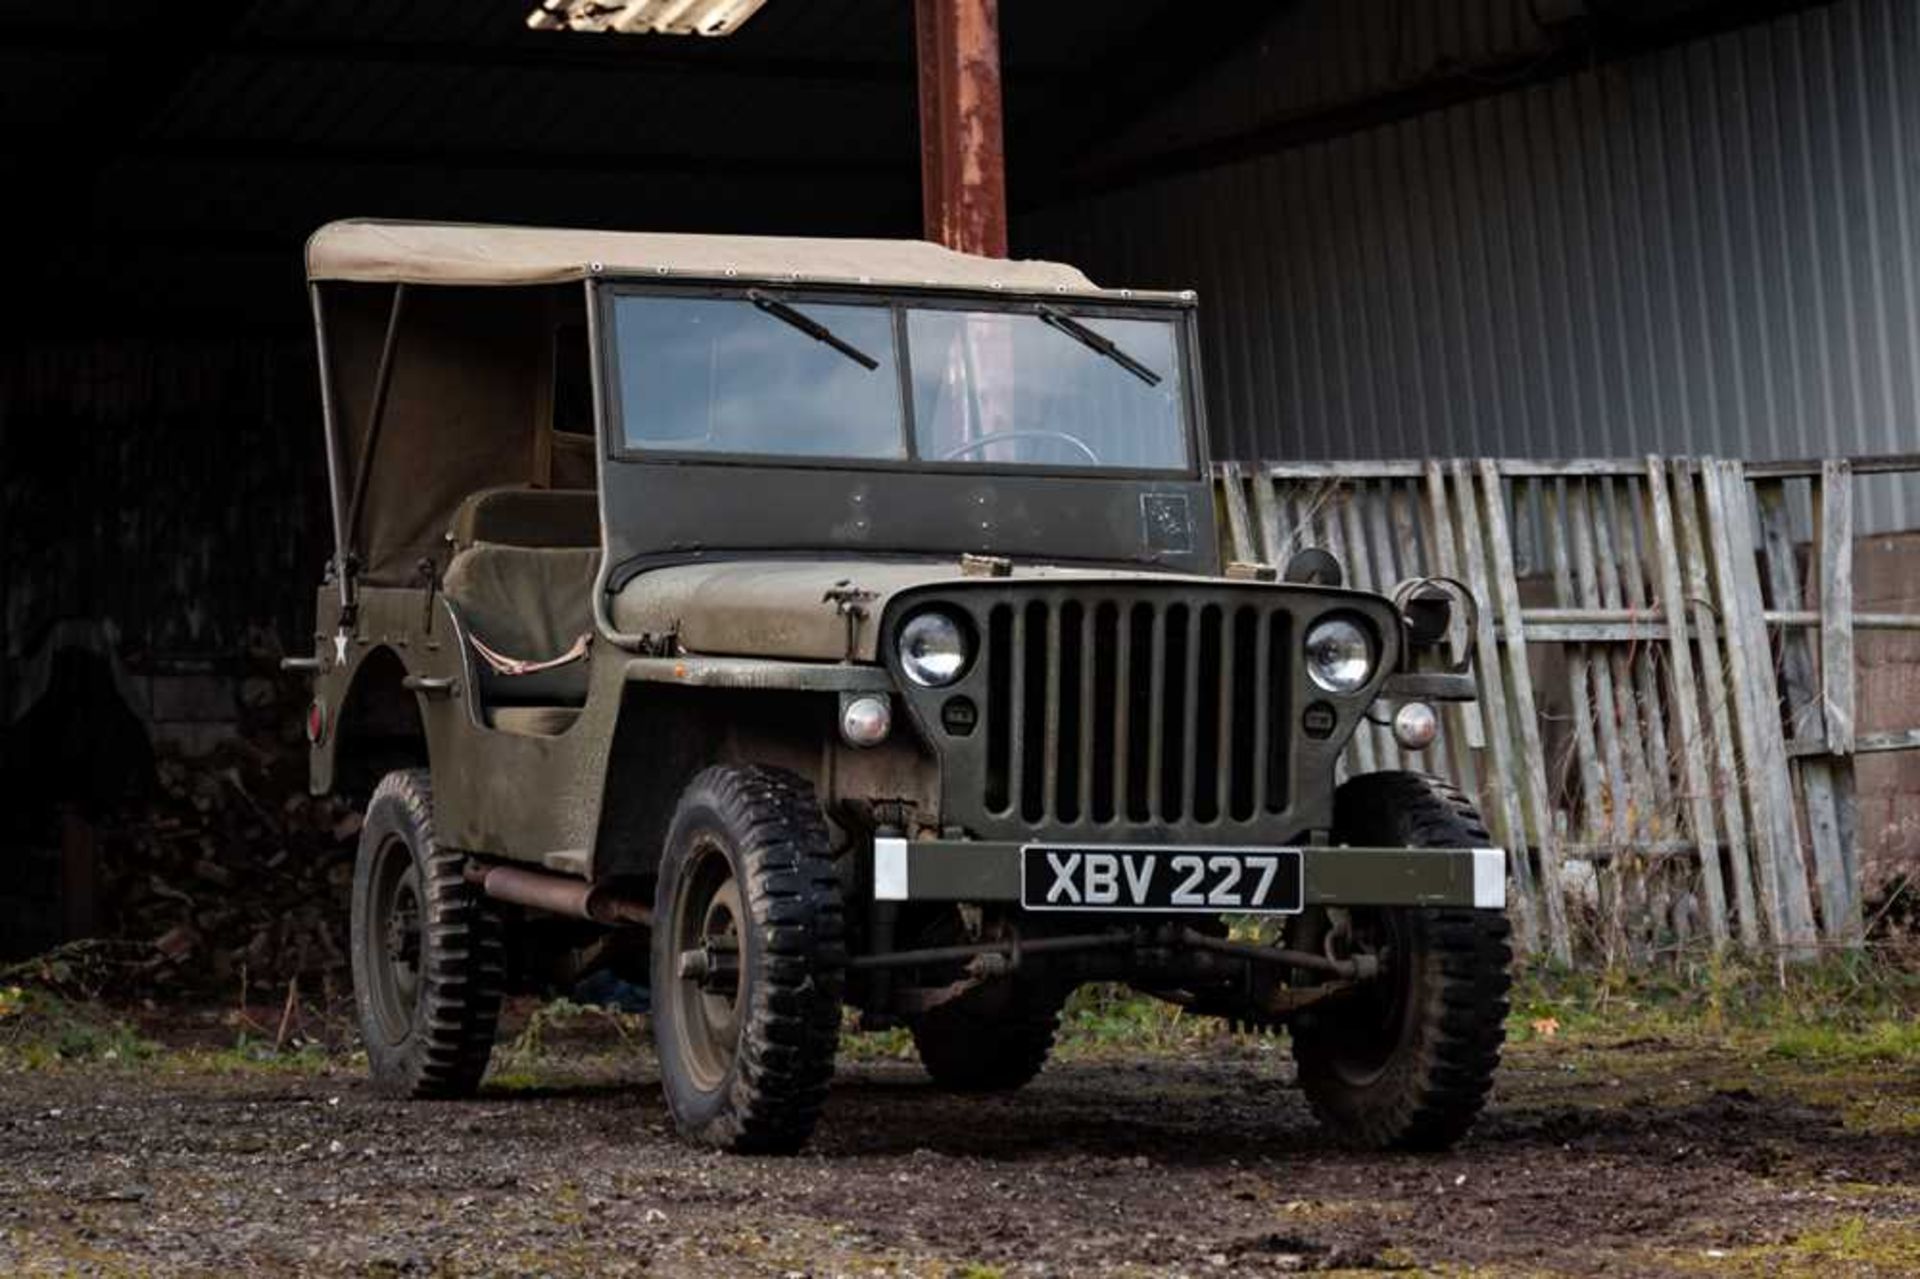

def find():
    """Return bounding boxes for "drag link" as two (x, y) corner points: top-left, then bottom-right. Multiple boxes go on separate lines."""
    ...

(847, 926), (1379, 979)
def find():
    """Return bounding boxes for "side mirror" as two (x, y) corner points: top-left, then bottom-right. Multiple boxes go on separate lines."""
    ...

(1282, 547), (1344, 587)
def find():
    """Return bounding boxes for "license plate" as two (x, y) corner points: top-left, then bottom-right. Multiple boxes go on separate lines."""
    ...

(1020, 846), (1303, 914)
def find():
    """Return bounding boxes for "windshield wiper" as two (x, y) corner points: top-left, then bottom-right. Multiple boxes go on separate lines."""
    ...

(1036, 303), (1162, 387)
(747, 289), (880, 371)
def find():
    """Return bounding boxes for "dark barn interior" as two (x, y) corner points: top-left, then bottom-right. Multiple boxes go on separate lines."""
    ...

(1, 0), (1896, 966)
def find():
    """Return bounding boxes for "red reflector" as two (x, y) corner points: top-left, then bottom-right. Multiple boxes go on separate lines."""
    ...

(306, 700), (326, 744)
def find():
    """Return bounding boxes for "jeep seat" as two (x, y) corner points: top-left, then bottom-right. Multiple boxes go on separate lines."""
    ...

(447, 485), (599, 553)
(440, 543), (601, 733)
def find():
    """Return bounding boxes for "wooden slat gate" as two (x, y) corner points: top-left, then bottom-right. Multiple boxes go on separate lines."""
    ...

(1216, 455), (1920, 962)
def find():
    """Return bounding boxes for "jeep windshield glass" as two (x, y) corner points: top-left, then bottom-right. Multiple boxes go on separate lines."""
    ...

(609, 293), (1190, 472)
(906, 308), (1185, 470)
(612, 294), (906, 460)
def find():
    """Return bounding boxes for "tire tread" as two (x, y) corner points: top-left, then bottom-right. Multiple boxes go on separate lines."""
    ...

(1293, 771), (1511, 1151)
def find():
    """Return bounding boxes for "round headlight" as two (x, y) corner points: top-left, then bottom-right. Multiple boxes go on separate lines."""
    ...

(898, 611), (970, 687)
(1304, 616), (1375, 694)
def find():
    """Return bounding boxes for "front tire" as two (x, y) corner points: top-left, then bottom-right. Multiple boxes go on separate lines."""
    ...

(1291, 772), (1512, 1151)
(651, 765), (845, 1153)
(350, 769), (504, 1098)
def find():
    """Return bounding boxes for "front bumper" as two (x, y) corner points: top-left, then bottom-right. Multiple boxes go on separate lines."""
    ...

(872, 839), (1506, 910)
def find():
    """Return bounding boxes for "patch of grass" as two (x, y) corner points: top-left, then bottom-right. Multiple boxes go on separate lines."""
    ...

(1765, 1018), (1920, 1064)
(1664, 1215), (1920, 1276)
(169, 1035), (339, 1076)
(838, 1015), (916, 1062)
(0, 987), (156, 1070)
(496, 997), (647, 1066)
(1056, 984), (1255, 1057)
(1508, 949), (1920, 1054)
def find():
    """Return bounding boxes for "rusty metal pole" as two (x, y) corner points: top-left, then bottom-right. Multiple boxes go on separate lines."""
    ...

(914, 0), (1008, 257)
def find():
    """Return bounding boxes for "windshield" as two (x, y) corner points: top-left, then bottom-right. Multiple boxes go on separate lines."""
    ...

(607, 291), (1191, 473)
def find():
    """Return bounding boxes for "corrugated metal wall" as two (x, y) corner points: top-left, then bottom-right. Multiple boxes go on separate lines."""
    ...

(1021, 0), (1920, 531)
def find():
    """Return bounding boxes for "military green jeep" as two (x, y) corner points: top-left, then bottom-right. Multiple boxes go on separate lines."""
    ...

(293, 219), (1511, 1154)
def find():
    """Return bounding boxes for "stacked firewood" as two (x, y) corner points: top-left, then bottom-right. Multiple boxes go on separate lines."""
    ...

(96, 678), (362, 1000)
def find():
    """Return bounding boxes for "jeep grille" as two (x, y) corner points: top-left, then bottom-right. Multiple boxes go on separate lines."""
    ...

(979, 598), (1291, 827)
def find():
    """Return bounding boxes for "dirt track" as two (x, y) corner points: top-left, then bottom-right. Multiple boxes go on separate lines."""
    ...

(2, 1021), (1917, 1276)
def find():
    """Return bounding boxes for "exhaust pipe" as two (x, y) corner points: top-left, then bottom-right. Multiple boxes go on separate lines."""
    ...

(468, 863), (651, 926)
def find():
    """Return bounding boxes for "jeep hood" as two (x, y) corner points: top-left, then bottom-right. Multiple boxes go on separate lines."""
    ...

(607, 559), (1217, 663)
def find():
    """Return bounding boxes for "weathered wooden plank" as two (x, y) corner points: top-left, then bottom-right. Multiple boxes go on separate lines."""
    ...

(1280, 489), (1308, 562)
(1260, 460), (1430, 480)
(1218, 462), (1258, 564)
(1562, 840), (1712, 859)
(1339, 483), (1399, 769)
(1516, 622), (1671, 642)
(1416, 469), (1485, 795)
(1492, 459), (1667, 478)
(1671, 459), (1760, 948)
(1610, 476), (1678, 829)
(1318, 488), (1376, 777)
(1389, 479), (1424, 578)
(1364, 480), (1405, 773)
(1545, 479), (1618, 958)
(1716, 463), (1818, 951)
(1544, 482), (1607, 847)
(1757, 474), (1860, 944)
(1819, 459), (1855, 755)
(1480, 460), (1570, 961)
(1239, 454), (1920, 485)
(1745, 451), (1920, 478)
(1422, 462), (1488, 753)
(1253, 473), (1286, 566)
(1451, 461), (1541, 951)
(1840, 729), (1920, 755)
(1765, 610), (1920, 630)
(1573, 480), (1651, 855)
(1644, 457), (1730, 949)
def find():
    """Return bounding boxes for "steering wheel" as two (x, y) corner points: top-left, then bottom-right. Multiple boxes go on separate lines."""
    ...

(937, 429), (1102, 465)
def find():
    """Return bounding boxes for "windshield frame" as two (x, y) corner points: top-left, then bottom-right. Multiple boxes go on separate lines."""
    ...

(593, 279), (1206, 482)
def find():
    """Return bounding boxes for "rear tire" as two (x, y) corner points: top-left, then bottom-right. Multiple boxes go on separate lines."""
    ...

(651, 765), (845, 1153)
(1291, 771), (1511, 1151)
(911, 981), (1063, 1093)
(350, 769), (504, 1099)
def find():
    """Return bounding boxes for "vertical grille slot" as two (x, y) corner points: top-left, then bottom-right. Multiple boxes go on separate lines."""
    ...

(1263, 612), (1291, 814)
(1229, 606), (1260, 820)
(984, 603), (1014, 814)
(1019, 601), (1049, 821)
(970, 592), (1291, 830)
(1089, 602), (1119, 823)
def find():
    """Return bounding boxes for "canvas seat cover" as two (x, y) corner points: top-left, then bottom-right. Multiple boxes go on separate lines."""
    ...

(440, 544), (601, 709)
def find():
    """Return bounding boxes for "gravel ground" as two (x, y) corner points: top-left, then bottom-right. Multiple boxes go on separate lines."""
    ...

(2, 1016), (1917, 1277)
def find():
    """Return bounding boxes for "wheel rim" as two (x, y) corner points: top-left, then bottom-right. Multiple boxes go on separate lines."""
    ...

(668, 833), (745, 1095)
(366, 833), (424, 1045)
(1322, 909), (1415, 1087)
